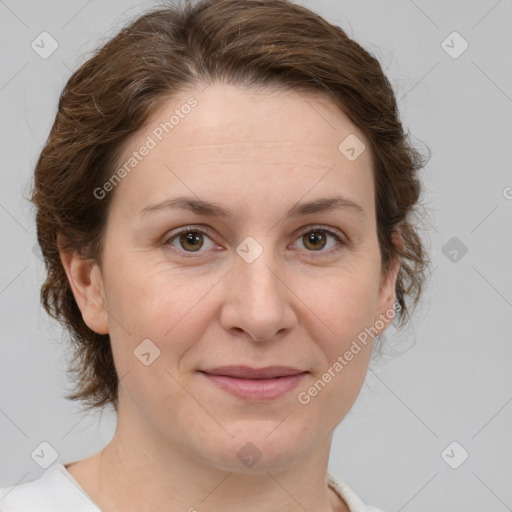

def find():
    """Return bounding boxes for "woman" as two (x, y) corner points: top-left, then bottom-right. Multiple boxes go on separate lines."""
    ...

(0, 0), (429, 510)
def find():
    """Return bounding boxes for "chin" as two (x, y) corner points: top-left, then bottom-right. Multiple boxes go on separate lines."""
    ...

(192, 421), (315, 475)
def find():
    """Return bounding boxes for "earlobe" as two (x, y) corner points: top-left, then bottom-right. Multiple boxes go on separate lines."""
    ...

(58, 238), (110, 335)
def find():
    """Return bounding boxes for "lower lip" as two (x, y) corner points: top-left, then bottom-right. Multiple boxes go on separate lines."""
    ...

(200, 372), (308, 401)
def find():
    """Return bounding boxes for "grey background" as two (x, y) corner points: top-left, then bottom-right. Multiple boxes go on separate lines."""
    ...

(0, 1), (511, 511)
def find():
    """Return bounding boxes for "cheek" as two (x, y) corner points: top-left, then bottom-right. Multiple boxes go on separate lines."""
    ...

(104, 263), (209, 416)
(103, 255), (219, 361)
(294, 268), (380, 416)
(300, 265), (381, 343)
(295, 271), (378, 419)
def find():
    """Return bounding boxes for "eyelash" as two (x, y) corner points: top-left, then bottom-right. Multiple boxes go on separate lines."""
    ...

(163, 225), (346, 258)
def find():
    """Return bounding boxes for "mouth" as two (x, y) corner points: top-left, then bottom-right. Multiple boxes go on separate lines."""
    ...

(200, 365), (306, 379)
(198, 366), (308, 401)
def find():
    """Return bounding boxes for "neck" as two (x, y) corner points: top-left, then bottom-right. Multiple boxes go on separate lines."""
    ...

(79, 399), (348, 511)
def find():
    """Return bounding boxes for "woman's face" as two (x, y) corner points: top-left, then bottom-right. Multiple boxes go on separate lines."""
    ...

(80, 83), (400, 472)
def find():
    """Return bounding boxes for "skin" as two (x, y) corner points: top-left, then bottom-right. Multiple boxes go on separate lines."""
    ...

(60, 82), (401, 512)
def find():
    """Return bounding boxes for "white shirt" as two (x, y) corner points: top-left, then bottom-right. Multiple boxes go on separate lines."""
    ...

(0, 463), (385, 512)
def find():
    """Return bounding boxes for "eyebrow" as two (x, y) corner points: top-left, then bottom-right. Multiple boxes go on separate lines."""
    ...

(139, 195), (367, 220)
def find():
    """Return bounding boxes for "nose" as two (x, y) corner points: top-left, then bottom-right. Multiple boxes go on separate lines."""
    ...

(219, 244), (296, 342)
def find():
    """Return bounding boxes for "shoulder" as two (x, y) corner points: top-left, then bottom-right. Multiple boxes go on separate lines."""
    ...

(0, 464), (100, 512)
(327, 471), (386, 512)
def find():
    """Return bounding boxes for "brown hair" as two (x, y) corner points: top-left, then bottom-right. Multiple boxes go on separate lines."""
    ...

(30, 0), (431, 413)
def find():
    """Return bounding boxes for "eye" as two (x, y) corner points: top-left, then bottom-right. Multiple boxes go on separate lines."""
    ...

(292, 226), (346, 257)
(164, 227), (216, 255)
(163, 225), (346, 258)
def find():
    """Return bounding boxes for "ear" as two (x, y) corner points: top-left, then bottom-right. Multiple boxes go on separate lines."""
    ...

(58, 234), (109, 335)
(374, 229), (403, 332)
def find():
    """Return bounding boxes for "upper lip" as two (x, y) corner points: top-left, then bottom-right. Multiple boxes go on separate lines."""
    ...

(200, 366), (307, 379)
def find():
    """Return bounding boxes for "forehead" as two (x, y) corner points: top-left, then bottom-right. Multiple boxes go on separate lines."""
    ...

(109, 83), (374, 218)
(170, 85), (363, 149)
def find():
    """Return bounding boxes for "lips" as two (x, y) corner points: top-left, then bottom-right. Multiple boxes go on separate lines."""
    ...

(199, 365), (306, 379)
